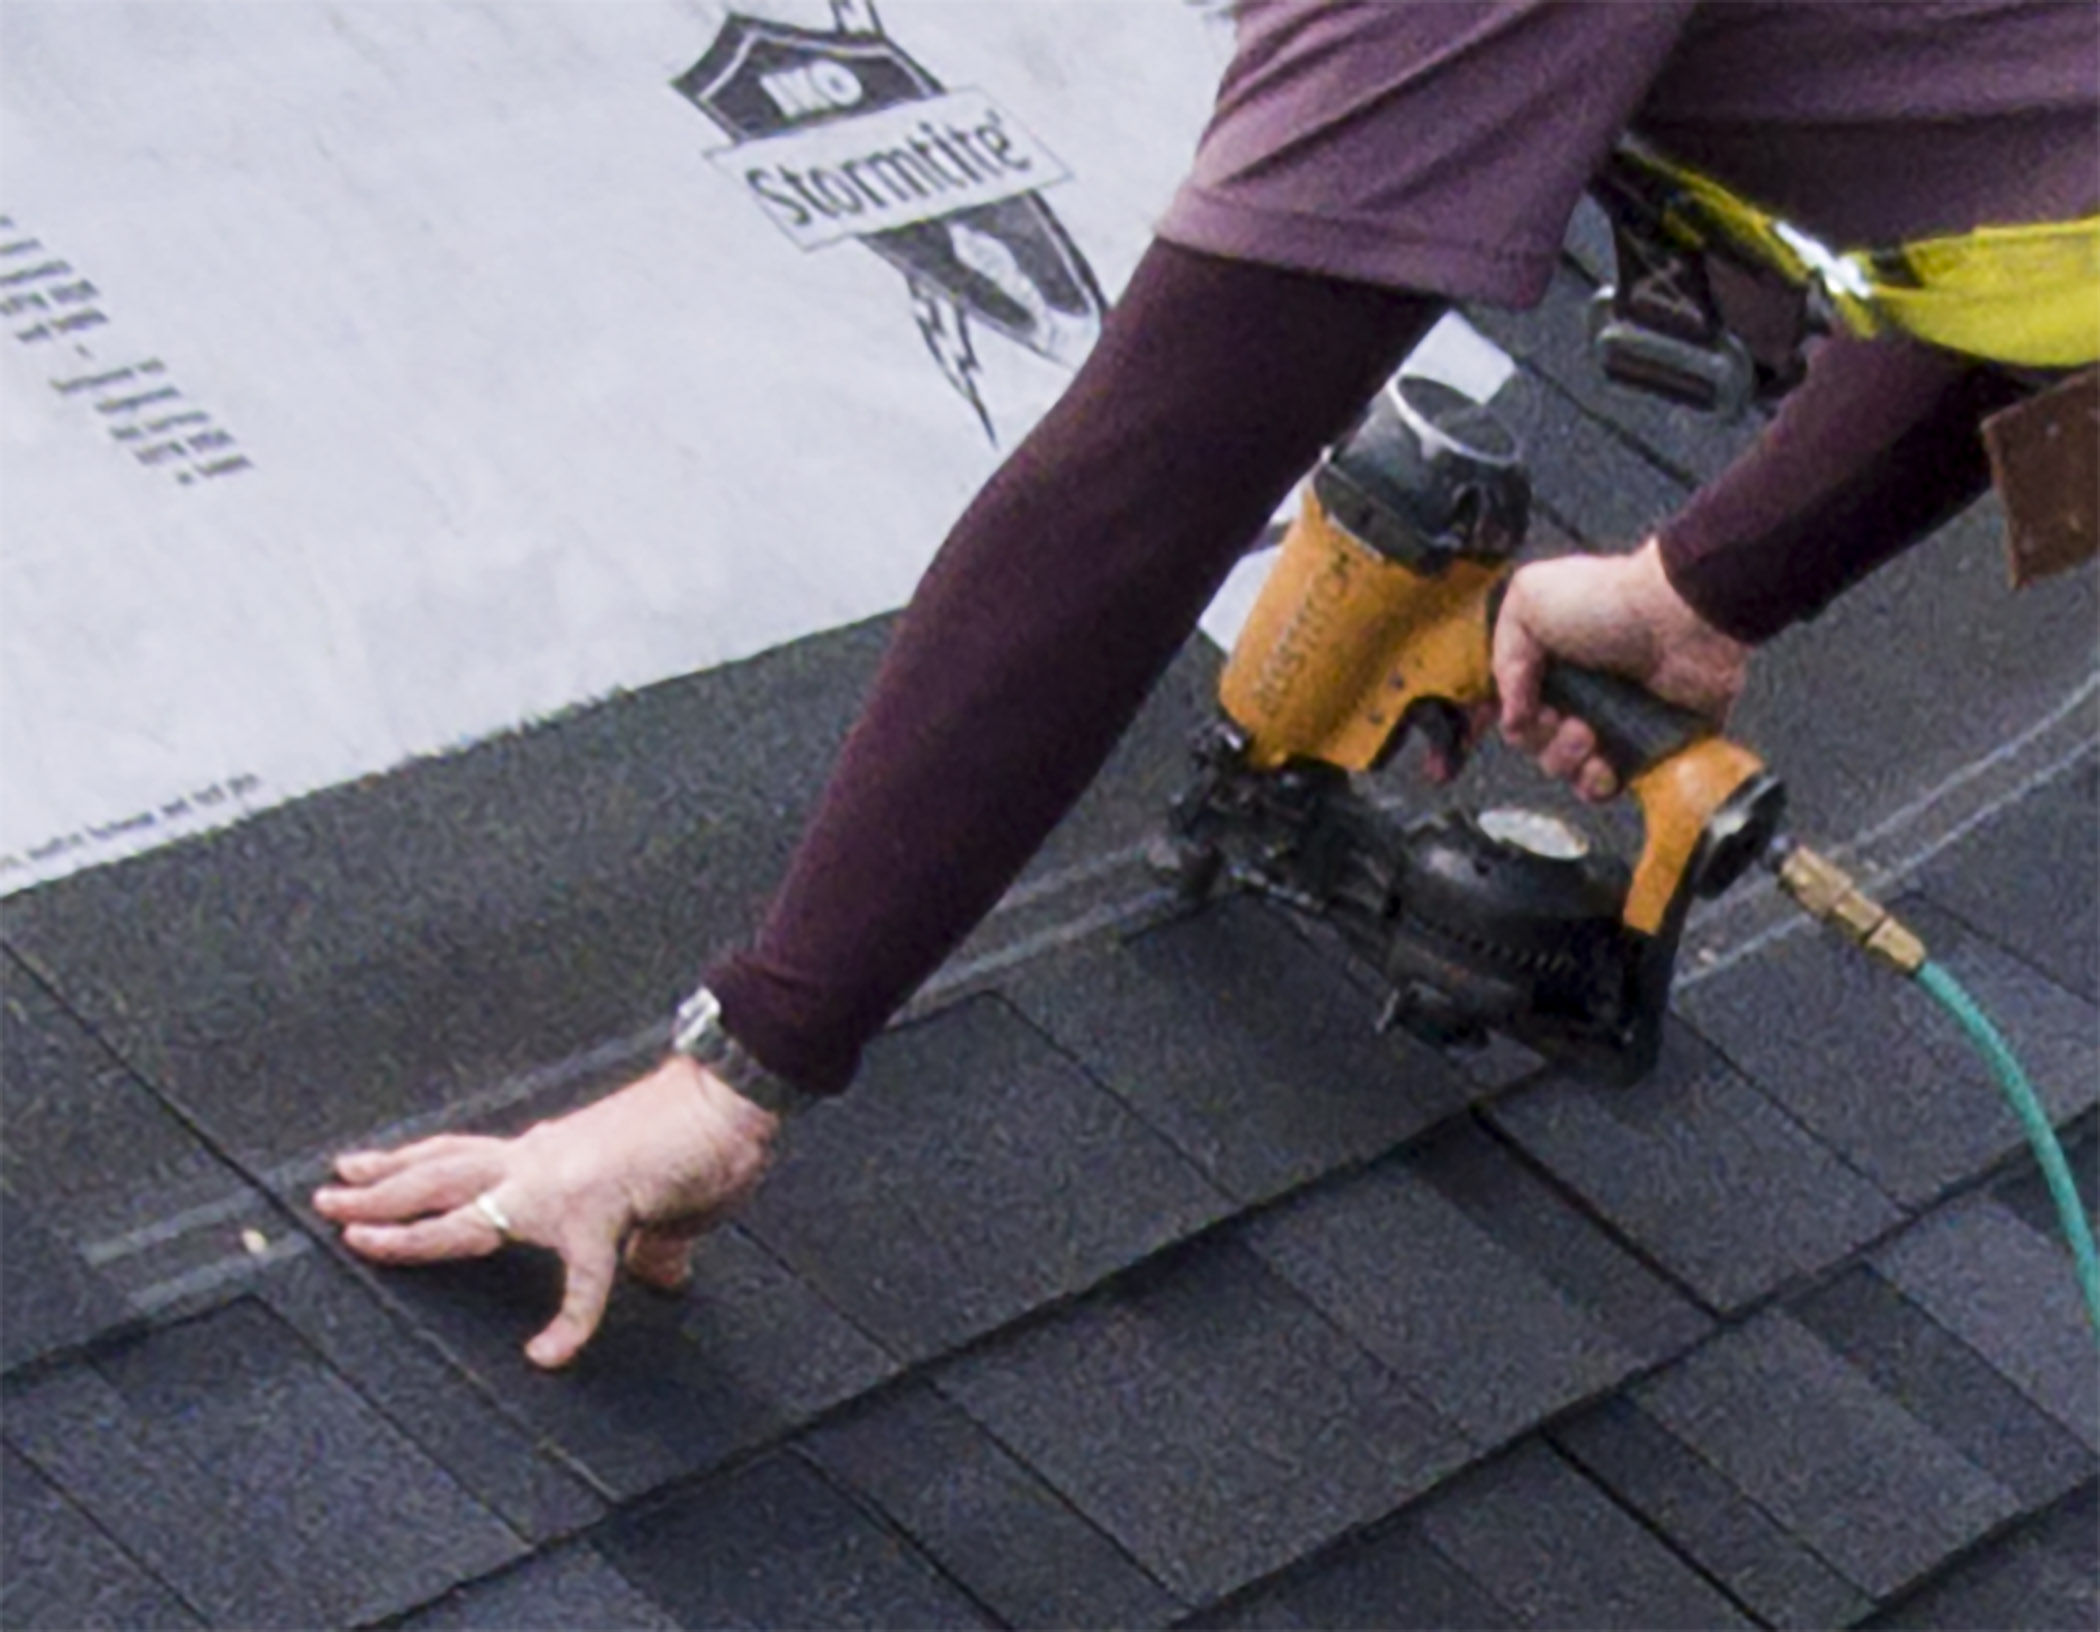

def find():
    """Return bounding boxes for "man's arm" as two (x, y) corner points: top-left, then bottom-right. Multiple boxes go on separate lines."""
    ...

(317, 240), (1440, 1364)
(1657, 332), (2030, 644)
(704, 240), (1439, 1096)
(1495, 332), (2031, 795)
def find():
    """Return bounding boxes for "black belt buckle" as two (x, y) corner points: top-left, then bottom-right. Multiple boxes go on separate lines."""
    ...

(1587, 289), (1755, 419)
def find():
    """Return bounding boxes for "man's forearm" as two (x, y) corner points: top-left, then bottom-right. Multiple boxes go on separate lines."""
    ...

(1656, 332), (2032, 645)
(705, 241), (1439, 1095)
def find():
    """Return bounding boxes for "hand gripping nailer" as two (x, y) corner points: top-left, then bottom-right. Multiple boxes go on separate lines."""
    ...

(1157, 376), (1787, 1085)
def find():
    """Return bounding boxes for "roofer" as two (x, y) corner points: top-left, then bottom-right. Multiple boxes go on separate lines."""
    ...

(315, 1), (2099, 1368)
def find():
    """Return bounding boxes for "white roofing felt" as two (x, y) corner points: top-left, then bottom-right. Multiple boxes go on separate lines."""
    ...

(0, 0), (1234, 892)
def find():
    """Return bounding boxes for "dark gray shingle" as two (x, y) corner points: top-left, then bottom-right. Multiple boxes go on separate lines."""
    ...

(1, 1445), (200, 1631)
(741, 995), (1229, 1365)
(4, 1302), (520, 1628)
(595, 1452), (994, 1630)
(361, 1222), (894, 1501)
(1679, 898), (2097, 1209)
(1875, 1198), (2100, 1455)
(1008, 900), (1470, 1205)
(1554, 1394), (1872, 1630)
(934, 1237), (1468, 1605)
(397, 1542), (678, 1630)
(801, 1380), (1183, 1629)
(1633, 1309), (2023, 1600)
(1413, 1442), (1755, 1629)
(1243, 1120), (1705, 1446)
(1491, 1021), (1900, 1310)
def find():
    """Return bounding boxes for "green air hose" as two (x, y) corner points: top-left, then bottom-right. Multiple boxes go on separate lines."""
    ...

(1772, 843), (2100, 1350)
(1915, 959), (2100, 1347)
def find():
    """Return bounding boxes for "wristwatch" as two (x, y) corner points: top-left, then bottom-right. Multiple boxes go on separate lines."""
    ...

(670, 985), (820, 1119)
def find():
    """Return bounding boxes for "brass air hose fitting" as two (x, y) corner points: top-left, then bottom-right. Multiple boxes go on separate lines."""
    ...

(1767, 840), (1927, 976)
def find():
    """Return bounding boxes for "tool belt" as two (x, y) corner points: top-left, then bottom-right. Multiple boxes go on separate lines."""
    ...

(1590, 142), (2099, 581)
(1606, 143), (2099, 369)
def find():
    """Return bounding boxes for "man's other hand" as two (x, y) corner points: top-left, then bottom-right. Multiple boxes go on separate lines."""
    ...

(313, 1055), (779, 1369)
(1491, 539), (1750, 801)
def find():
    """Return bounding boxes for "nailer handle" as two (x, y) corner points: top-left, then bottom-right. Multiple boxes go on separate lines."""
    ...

(1539, 661), (1713, 784)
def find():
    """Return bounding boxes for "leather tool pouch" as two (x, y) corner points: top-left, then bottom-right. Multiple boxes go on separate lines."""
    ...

(1983, 366), (2098, 587)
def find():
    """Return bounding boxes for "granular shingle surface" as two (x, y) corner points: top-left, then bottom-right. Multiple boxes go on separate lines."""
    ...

(933, 1237), (1469, 1604)
(1242, 1122), (1703, 1444)
(595, 1453), (996, 1630)
(741, 995), (1229, 1364)
(1007, 900), (1471, 1204)
(801, 1380), (1185, 1630)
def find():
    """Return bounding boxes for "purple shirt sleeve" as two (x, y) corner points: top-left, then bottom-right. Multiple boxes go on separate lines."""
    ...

(705, 242), (1437, 1095)
(1657, 335), (2031, 644)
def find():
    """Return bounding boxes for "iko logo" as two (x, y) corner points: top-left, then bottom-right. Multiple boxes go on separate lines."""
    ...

(759, 61), (864, 117)
(675, 2), (1103, 441)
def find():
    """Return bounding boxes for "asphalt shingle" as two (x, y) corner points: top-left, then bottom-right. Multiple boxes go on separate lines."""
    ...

(933, 1237), (1468, 1606)
(1412, 1442), (1756, 1630)
(1490, 1020), (1901, 1311)
(1007, 900), (1470, 1206)
(0, 1185), (133, 1375)
(361, 1222), (894, 1502)
(0, 642), (840, 1178)
(1243, 1119), (1705, 1447)
(1912, 755), (2098, 1004)
(258, 1251), (605, 1541)
(1994, 1115), (2099, 1243)
(3, 1301), (521, 1629)
(0, 952), (272, 1340)
(1874, 1197), (2100, 1455)
(1192, 1523), (1510, 1631)
(1792, 1265), (2095, 1509)
(1678, 897), (2097, 1210)
(741, 995), (1228, 1365)
(801, 1380), (1183, 1630)
(1, 1445), (200, 1631)
(0, 623), (1225, 1186)
(1, 812), (779, 1179)
(1489, 360), (1692, 547)
(1866, 1480), (2098, 1632)
(0, 954), (242, 1252)
(396, 1543), (678, 1631)
(594, 1452), (994, 1630)
(1633, 1309), (2024, 1601)
(1717, 505), (2096, 848)
(1553, 1394), (1872, 1631)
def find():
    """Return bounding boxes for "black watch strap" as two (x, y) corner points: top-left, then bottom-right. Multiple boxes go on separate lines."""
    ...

(670, 986), (821, 1119)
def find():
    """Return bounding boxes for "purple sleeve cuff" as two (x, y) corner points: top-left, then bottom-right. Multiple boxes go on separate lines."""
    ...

(1655, 334), (2026, 646)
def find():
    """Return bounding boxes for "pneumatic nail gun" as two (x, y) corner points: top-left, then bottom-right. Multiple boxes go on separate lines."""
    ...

(1156, 375), (1787, 1084)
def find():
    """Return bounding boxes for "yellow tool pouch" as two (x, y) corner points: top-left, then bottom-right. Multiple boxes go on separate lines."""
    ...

(1622, 146), (2100, 369)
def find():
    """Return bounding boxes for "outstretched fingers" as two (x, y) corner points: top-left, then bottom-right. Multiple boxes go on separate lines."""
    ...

(314, 1151), (505, 1225)
(330, 1133), (507, 1187)
(341, 1204), (505, 1265)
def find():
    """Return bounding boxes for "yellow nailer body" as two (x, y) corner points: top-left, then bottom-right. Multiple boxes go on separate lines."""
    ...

(1169, 375), (1785, 1080)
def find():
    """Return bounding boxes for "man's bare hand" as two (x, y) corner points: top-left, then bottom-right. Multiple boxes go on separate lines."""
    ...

(313, 1055), (779, 1369)
(1491, 539), (1750, 801)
